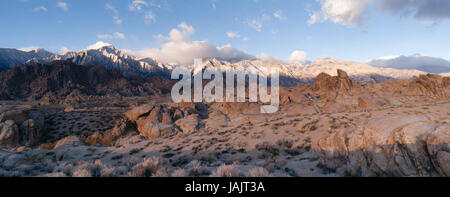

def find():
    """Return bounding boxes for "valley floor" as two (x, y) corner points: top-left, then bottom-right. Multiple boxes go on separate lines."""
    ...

(0, 96), (449, 177)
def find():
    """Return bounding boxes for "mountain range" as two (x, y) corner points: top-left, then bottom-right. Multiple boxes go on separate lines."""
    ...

(0, 45), (172, 78)
(0, 45), (445, 86)
(0, 60), (174, 100)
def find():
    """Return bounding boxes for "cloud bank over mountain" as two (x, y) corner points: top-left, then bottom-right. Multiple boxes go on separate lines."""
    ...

(124, 22), (255, 66)
(368, 54), (450, 73)
(87, 41), (113, 50)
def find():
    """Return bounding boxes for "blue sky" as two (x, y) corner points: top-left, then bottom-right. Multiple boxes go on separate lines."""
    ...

(1, 0), (450, 64)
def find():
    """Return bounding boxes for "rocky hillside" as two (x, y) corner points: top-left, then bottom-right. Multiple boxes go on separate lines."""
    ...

(279, 69), (450, 114)
(0, 60), (174, 100)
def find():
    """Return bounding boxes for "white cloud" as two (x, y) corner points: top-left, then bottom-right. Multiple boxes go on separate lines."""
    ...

(113, 32), (126, 39)
(226, 32), (241, 39)
(57, 1), (69, 12)
(368, 54), (450, 73)
(144, 11), (156, 24)
(19, 46), (41, 52)
(308, 0), (371, 27)
(113, 16), (123, 25)
(259, 53), (279, 62)
(273, 10), (286, 21)
(287, 50), (308, 64)
(129, 0), (148, 12)
(259, 50), (308, 64)
(106, 3), (122, 25)
(97, 34), (114, 40)
(96, 32), (126, 40)
(245, 14), (271, 32)
(87, 41), (113, 50)
(246, 19), (263, 32)
(59, 47), (72, 54)
(178, 22), (195, 34)
(105, 3), (118, 15)
(125, 22), (254, 65)
(154, 34), (169, 42)
(34, 6), (47, 12)
(308, 11), (322, 25)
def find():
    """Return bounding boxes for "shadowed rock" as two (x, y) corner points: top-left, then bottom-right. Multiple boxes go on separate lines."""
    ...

(315, 115), (449, 177)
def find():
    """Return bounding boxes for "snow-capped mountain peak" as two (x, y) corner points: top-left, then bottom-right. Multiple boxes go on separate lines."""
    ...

(1, 45), (447, 86)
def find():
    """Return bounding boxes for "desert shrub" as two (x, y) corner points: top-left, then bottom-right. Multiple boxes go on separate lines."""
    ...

(100, 165), (116, 177)
(171, 168), (187, 177)
(121, 156), (141, 168)
(0, 169), (16, 177)
(66, 160), (116, 177)
(246, 167), (270, 177)
(152, 168), (169, 177)
(302, 119), (319, 131)
(187, 160), (207, 177)
(195, 152), (219, 164)
(255, 142), (280, 156)
(210, 164), (241, 177)
(89, 160), (105, 177)
(129, 157), (164, 177)
(46, 172), (67, 177)
(285, 148), (301, 156)
(72, 169), (92, 177)
(61, 163), (75, 176)
(277, 139), (293, 149)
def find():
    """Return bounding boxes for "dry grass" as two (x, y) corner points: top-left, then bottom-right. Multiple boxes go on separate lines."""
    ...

(171, 168), (187, 177)
(187, 160), (208, 177)
(129, 157), (164, 177)
(210, 164), (241, 177)
(246, 167), (270, 177)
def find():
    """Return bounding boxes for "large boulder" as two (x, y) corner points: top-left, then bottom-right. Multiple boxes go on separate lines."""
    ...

(126, 104), (197, 139)
(0, 120), (20, 148)
(0, 110), (29, 123)
(124, 104), (155, 122)
(136, 120), (179, 139)
(312, 69), (353, 92)
(204, 110), (229, 129)
(0, 109), (45, 148)
(175, 114), (200, 134)
(315, 115), (449, 177)
(54, 136), (83, 149)
(407, 74), (449, 97)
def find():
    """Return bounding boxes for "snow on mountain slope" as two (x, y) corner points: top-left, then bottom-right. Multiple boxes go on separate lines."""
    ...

(302, 58), (426, 80)
(368, 54), (450, 74)
(0, 48), (55, 70)
(0, 46), (431, 85)
(182, 57), (427, 85)
(0, 46), (171, 77)
(59, 45), (172, 77)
